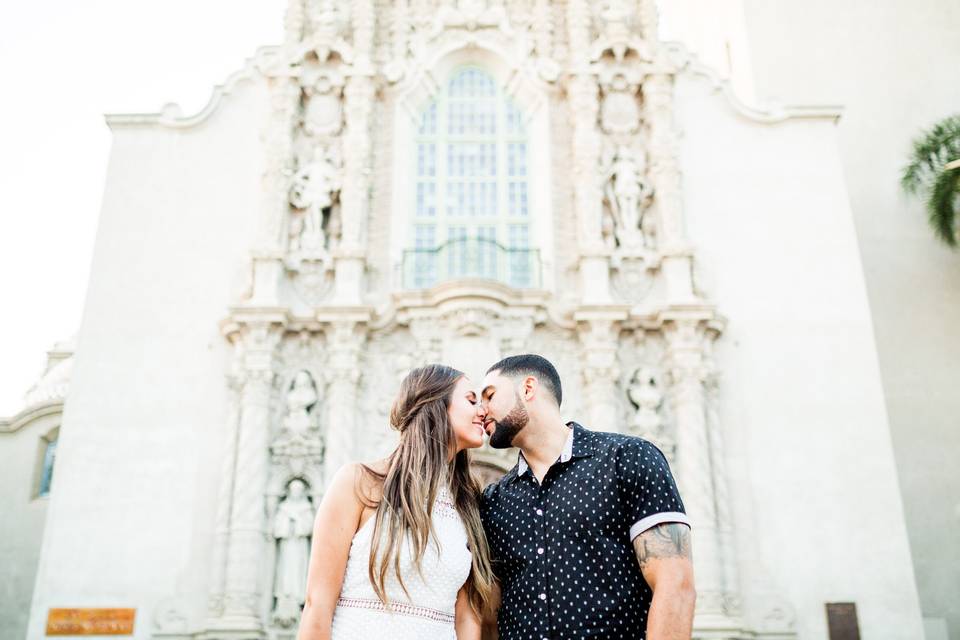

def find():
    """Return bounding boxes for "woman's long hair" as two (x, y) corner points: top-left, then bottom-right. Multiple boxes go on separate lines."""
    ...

(359, 364), (495, 619)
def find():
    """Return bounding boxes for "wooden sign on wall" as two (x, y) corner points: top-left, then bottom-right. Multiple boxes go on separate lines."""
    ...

(46, 608), (136, 636)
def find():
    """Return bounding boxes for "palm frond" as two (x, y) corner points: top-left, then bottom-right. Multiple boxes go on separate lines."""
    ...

(901, 114), (960, 194)
(926, 167), (960, 247)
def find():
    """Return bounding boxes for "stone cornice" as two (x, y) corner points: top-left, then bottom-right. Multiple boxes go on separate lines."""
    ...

(220, 306), (291, 342)
(627, 302), (727, 335)
(662, 41), (844, 125)
(0, 399), (64, 435)
(105, 46), (280, 131)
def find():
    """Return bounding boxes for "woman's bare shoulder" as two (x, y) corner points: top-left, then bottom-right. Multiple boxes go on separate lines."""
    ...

(360, 458), (390, 476)
(333, 458), (389, 505)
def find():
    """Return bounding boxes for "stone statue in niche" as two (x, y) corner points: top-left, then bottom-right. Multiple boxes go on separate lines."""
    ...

(288, 146), (341, 257)
(272, 479), (315, 628)
(602, 146), (654, 252)
(601, 207), (618, 252)
(281, 370), (321, 439)
(627, 366), (664, 440)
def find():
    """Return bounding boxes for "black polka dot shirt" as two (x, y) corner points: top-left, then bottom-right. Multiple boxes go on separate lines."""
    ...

(480, 422), (689, 639)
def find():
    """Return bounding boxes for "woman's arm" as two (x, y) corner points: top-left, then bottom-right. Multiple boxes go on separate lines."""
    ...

(480, 581), (501, 640)
(454, 584), (482, 640)
(296, 464), (365, 640)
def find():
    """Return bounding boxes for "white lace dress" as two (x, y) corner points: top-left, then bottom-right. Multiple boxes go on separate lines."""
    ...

(330, 486), (472, 639)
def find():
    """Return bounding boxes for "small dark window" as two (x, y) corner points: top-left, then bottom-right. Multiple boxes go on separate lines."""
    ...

(826, 602), (860, 640)
(38, 438), (57, 497)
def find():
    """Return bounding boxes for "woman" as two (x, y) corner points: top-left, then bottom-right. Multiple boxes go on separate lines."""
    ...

(297, 364), (496, 640)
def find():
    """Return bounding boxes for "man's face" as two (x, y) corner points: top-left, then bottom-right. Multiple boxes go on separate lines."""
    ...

(480, 370), (529, 449)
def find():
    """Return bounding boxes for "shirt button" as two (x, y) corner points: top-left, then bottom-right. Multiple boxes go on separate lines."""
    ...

(539, 593), (547, 601)
(537, 547), (544, 555)
(536, 508), (543, 516)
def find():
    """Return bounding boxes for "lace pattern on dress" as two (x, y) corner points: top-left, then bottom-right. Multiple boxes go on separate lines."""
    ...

(434, 493), (458, 521)
(336, 597), (456, 624)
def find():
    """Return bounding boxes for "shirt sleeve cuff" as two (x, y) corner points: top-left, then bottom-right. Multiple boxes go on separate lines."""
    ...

(629, 512), (691, 541)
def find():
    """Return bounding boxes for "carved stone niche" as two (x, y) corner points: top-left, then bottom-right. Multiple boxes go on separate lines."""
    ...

(298, 58), (345, 138)
(266, 476), (319, 631)
(266, 364), (325, 629)
(598, 65), (644, 137)
(283, 51), (349, 306)
(600, 137), (658, 302)
(625, 364), (675, 459)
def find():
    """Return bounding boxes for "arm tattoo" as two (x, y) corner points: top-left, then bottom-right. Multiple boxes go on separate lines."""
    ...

(634, 523), (691, 570)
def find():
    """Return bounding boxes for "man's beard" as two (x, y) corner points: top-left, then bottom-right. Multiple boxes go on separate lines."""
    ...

(488, 394), (529, 449)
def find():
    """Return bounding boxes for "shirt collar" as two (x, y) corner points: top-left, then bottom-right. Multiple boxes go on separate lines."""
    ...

(515, 422), (589, 478)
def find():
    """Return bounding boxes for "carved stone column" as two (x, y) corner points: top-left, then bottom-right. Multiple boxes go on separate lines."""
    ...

(566, 0), (612, 303)
(702, 330), (741, 622)
(204, 318), (284, 636)
(664, 318), (740, 630)
(284, 0), (304, 45)
(321, 319), (368, 485)
(532, 0), (554, 61)
(390, 0), (409, 64)
(644, 68), (695, 303)
(204, 354), (244, 624)
(251, 76), (300, 306)
(334, 0), (375, 304)
(575, 311), (626, 432)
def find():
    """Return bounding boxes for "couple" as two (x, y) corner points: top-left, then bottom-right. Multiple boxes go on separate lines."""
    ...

(297, 354), (695, 639)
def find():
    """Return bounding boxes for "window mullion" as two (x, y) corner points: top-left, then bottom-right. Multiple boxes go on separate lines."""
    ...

(438, 89), (450, 283)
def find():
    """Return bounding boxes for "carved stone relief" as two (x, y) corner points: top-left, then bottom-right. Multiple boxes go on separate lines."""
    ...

(271, 479), (315, 628)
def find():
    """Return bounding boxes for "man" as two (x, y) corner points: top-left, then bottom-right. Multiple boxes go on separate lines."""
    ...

(479, 354), (695, 639)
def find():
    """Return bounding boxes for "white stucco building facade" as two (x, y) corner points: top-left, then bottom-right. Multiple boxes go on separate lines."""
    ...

(5, 1), (953, 639)
(0, 340), (72, 640)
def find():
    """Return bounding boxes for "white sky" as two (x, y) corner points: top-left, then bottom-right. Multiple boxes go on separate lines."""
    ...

(0, 1), (284, 414)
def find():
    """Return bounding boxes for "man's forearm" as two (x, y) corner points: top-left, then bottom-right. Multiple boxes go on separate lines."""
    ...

(645, 580), (695, 640)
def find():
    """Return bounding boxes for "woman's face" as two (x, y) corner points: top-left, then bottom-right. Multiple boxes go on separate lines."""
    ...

(448, 376), (486, 453)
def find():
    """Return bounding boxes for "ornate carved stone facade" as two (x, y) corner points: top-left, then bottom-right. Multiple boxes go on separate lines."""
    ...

(193, 1), (793, 638)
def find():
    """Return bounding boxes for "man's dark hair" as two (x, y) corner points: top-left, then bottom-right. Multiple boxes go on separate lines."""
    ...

(487, 354), (562, 406)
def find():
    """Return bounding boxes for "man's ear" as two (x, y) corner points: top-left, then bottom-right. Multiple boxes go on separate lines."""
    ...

(522, 375), (537, 401)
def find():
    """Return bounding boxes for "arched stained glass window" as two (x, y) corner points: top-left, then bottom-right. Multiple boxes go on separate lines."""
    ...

(407, 67), (536, 288)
